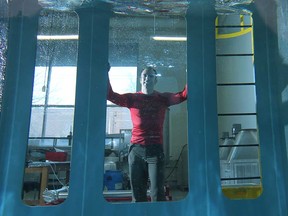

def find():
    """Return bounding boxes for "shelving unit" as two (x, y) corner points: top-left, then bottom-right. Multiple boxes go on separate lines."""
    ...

(23, 162), (70, 205)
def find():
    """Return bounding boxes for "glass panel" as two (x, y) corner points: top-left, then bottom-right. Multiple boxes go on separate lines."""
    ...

(22, 10), (78, 206)
(285, 125), (288, 165)
(0, 3), (8, 114)
(217, 85), (256, 114)
(107, 67), (137, 105)
(47, 67), (77, 105)
(29, 107), (45, 137)
(104, 14), (188, 203)
(106, 106), (133, 134)
(216, 14), (263, 199)
(216, 56), (255, 84)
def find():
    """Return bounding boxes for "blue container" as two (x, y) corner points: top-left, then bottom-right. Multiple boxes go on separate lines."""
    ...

(104, 170), (123, 190)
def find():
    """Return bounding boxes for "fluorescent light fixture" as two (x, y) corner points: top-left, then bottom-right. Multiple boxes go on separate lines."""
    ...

(37, 35), (79, 40)
(152, 36), (187, 41)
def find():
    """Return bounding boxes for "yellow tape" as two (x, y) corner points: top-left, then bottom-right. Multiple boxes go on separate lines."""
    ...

(215, 15), (252, 39)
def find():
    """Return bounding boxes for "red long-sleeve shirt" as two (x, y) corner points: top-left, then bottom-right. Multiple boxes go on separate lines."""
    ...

(107, 80), (187, 145)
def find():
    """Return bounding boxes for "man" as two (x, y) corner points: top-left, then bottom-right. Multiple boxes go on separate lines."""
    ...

(107, 65), (187, 202)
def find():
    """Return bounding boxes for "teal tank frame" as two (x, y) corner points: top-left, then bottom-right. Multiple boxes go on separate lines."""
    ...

(0, 0), (287, 215)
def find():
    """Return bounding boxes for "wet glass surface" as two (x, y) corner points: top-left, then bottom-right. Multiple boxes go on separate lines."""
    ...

(22, 10), (78, 206)
(104, 13), (188, 203)
(0, 0), (258, 116)
(0, 0), (8, 113)
(37, 0), (253, 15)
(216, 14), (262, 199)
(0, 0), (284, 207)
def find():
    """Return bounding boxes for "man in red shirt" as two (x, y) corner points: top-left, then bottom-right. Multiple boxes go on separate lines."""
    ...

(107, 65), (187, 202)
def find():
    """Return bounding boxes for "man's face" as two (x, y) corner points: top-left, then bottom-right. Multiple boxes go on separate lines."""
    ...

(140, 69), (157, 87)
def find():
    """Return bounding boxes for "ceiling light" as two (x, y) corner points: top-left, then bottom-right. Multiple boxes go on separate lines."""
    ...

(152, 36), (187, 41)
(37, 35), (79, 40)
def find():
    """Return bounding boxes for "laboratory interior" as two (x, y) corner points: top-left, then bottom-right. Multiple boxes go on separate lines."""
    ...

(0, 0), (288, 215)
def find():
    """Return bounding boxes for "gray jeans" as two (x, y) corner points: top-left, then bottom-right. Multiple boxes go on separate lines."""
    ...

(128, 144), (166, 202)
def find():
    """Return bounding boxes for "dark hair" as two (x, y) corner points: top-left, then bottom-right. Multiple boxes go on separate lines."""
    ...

(142, 66), (157, 75)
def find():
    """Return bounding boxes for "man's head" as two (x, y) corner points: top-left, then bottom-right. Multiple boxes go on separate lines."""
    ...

(140, 67), (158, 90)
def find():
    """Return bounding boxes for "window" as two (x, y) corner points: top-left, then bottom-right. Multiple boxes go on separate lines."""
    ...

(22, 10), (78, 206)
(216, 14), (262, 199)
(104, 14), (188, 203)
(106, 67), (136, 134)
(30, 66), (76, 138)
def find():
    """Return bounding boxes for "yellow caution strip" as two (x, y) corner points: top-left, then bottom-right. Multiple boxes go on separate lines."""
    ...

(215, 15), (252, 39)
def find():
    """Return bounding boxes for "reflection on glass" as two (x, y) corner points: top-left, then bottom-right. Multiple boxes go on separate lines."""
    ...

(0, 14), (8, 114)
(216, 14), (262, 199)
(37, 0), (254, 17)
(104, 15), (188, 203)
(22, 10), (78, 206)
